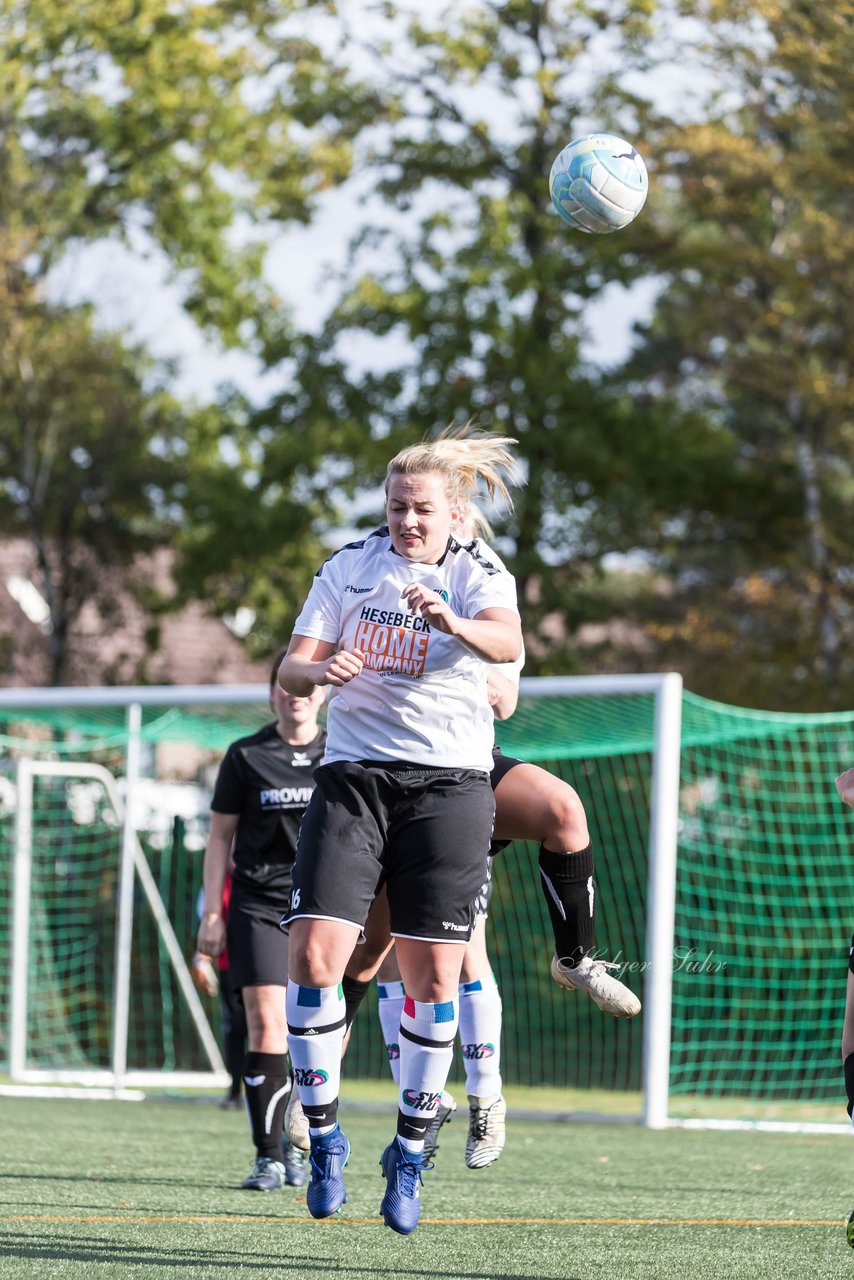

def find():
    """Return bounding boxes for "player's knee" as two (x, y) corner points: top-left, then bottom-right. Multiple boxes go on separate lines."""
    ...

(543, 783), (590, 850)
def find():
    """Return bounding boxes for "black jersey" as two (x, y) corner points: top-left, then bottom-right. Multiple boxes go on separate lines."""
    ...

(211, 721), (326, 896)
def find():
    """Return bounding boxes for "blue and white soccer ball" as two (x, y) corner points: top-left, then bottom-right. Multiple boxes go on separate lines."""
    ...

(549, 134), (648, 234)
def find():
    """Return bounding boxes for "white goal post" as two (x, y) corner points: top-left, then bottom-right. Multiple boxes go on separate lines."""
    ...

(10, 757), (228, 1093)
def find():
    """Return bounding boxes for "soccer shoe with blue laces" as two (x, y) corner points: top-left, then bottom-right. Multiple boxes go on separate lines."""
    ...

(241, 1156), (286, 1191)
(306, 1127), (350, 1218)
(281, 1138), (307, 1188)
(379, 1138), (426, 1235)
(422, 1091), (457, 1162)
(551, 953), (641, 1018)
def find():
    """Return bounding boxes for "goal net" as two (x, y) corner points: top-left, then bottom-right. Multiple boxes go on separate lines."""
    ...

(0, 679), (850, 1128)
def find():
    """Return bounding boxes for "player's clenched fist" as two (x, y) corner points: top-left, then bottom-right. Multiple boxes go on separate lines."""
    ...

(322, 647), (365, 686)
(402, 583), (456, 634)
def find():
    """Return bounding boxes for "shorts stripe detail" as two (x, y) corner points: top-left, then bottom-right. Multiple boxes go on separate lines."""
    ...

(296, 986), (322, 1008)
(399, 1024), (455, 1051)
(461, 980), (484, 995)
(287, 1016), (347, 1037)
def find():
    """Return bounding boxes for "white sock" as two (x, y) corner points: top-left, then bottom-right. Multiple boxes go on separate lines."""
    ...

(377, 979), (405, 1086)
(285, 980), (346, 1137)
(397, 993), (458, 1149)
(459, 974), (503, 1099)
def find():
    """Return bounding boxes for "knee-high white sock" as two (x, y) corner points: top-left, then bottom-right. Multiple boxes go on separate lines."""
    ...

(397, 993), (458, 1152)
(459, 974), (503, 1099)
(377, 980), (405, 1085)
(286, 980), (346, 1137)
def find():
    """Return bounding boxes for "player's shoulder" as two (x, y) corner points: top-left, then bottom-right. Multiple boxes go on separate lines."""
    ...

(315, 526), (390, 578)
(447, 535), (512, 579)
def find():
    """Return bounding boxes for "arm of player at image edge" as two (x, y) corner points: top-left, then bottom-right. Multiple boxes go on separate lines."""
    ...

(196, 810), (238, 962)
(835, 767), (854, 809)
(487, 644), (525, 721)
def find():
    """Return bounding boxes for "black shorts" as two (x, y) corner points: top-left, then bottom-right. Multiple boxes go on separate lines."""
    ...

(284, 760), (495, 944)
(489, 745), (523, 854)
(227, 882), (291, 989)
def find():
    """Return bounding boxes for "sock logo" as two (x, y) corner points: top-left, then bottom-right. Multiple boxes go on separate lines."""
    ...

(292, 1067), (329, 1087)
(402, 1088), (442, 1111)
(462, 1042), (495, 1060)
(244, 1075), (266, 1086)
(386, 1042), (400, 1061)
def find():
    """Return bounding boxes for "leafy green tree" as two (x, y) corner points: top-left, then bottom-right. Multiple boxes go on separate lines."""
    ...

(231, 0), (850, 708)
(0, 293), (189, 685)
(227, 0), (746, 673)
(625, 1), (854, 707)
(0, 0), (366, 340)
(0, 0), (376, 677)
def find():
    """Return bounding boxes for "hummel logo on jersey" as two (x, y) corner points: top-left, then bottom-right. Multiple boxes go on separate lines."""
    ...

(290, 751), (312, 767)
(344, 584), (372, 593)
(260, 785), (314, 807)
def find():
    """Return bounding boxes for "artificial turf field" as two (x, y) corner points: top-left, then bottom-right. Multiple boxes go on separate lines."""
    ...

(1, 1091), (851, 1280)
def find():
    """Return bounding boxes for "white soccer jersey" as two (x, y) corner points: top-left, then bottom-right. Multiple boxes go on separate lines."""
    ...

(293, 529), (520, 771)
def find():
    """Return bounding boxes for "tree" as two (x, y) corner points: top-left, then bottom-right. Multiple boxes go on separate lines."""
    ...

(0, 292), (189, 685)
(221, 0), (748, 674)
(623, 0), (854, 708)
(0, 0), (377, 677)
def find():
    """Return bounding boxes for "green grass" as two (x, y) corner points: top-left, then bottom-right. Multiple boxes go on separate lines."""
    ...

(1, 1091), (852, 1279)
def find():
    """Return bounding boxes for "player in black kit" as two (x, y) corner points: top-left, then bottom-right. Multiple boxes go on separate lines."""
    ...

(197, 647), (326, 1192)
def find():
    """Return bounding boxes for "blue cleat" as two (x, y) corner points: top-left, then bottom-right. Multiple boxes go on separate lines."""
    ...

(306, 1127), (350, 1218)
(379, 1138), (425, 1235)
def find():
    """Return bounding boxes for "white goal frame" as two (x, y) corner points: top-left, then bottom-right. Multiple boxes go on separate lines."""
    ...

(0, 675), (684, 1115)
(10, 757), (228, 1094)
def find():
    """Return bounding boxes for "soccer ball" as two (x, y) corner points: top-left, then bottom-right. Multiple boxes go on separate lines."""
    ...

(549, 134), (648, 234)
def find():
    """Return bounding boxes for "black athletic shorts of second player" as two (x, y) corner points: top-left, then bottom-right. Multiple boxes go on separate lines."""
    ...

(227, 879), (291, 989)
(283, 759), (495, 944)
(489, 744), (523, 854)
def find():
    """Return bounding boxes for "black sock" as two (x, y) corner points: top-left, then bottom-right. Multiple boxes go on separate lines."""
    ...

(538, 844), (596, 967)
(341, 974), (372, 1029)
(845, 1054), (854, 1118)
(243, 1051), (289, 1160)
(396, 1107), (429, 1143)
(225, 1029), (245, 1098)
